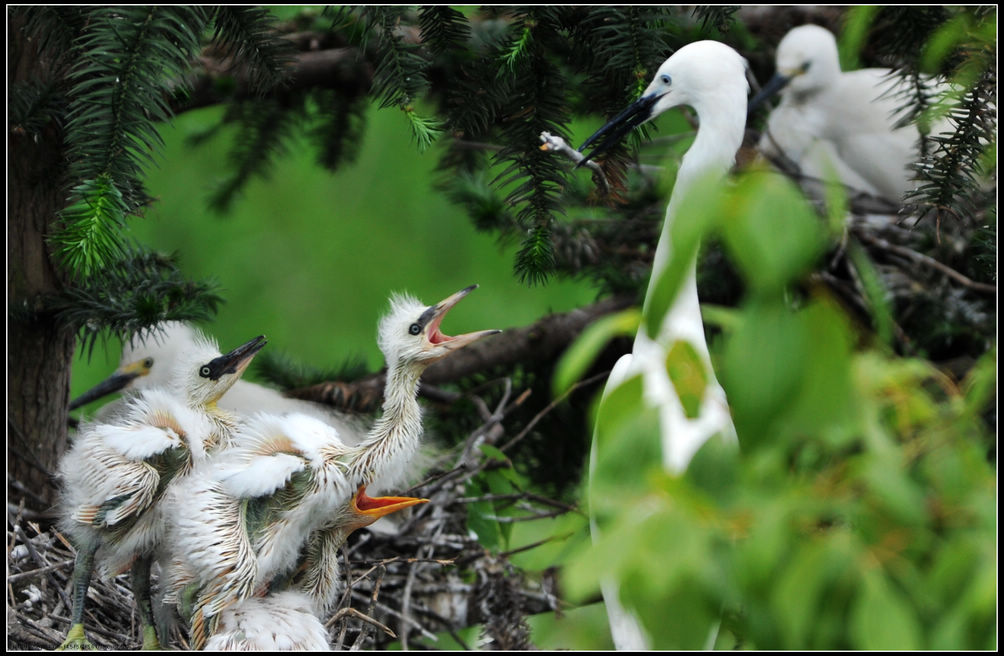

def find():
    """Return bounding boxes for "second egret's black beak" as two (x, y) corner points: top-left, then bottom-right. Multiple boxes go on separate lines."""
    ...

(748, 72), (792, 114)
(199, 335), (267, 381)
(68, 358), (153, 411)
(577, 92), (663, 167)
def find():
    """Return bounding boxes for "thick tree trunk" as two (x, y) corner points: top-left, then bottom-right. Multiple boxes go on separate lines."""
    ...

(8, 14), (75, 511)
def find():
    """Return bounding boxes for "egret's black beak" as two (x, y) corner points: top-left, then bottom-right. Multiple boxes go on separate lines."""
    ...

(577, 92), (663, 167)
(200, 335), (267, 381)
(748, 72), (792, 114)
(68, 359), (152, 411)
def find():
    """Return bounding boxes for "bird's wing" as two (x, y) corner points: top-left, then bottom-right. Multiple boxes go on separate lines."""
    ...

(95, 422), (185, 460)
(70, 457), (160, 528)
(215, 452), (308, 499)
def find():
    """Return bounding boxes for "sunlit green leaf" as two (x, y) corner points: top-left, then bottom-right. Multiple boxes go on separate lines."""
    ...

(720, 172), (826, 295)
(552, 307), (641, 397)
(665, 339), (708, 419)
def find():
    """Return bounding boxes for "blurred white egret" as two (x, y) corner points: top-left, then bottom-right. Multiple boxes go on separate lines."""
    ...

(56, 334), (266, 650)
(70, 322), (366, 442)
(166, 286), (498, 649)
(577, 40), (747, 649)
(749, 24), (950, 203)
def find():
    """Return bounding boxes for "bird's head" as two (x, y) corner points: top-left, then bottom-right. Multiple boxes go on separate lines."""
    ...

(749, 24), (842, 112)
(171, 333), (268, 407)
(377, 285), (501, 368)
(69, 321), (197, 411)
(579, 40), (750, 165)
(345, 484), (428, 532)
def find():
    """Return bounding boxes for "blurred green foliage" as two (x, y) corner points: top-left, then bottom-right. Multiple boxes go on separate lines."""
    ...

(555, 170), (996, 649)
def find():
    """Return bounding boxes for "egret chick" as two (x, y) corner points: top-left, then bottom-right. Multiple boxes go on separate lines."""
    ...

(70, 322), (364, 442)
(167, 286), (498, 648)
(749, 24), (950, 203)
(577, 40), (747, 649)
(56, 334), (266, 651)
(202, 591), (331, 651)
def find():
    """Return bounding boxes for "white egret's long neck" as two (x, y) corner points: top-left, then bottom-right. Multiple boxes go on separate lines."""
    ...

(642, 102), (745, 355)
(350, 359), (424, 487)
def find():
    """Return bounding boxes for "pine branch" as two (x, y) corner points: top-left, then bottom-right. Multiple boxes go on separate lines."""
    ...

(417, 6), (471, 56)
(691, 6), (739, 34)
(491, 8), (572, 285)
(253, 350), (370, 392)
(208, 98), (304, 213)
(54, 7), (210, 277)
(209, 6), (295, 95)
(311, 88), (368, 171)
(9, 80), (66, 141)
(45, 248), (222, 360)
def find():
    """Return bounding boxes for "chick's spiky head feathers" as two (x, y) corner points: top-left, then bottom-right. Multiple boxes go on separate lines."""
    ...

(376, 285), (500, 369)
(169, 333), (267, 407)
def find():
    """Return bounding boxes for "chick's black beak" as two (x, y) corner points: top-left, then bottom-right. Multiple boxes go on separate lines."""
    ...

(577, 92), (662, 167)
(68, 362), (149, 411)
(202, 335), (267, 380)
(748, 72), (792, 114)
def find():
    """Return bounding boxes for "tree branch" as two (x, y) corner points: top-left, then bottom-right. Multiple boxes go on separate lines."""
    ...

(172, 46), (372, 115)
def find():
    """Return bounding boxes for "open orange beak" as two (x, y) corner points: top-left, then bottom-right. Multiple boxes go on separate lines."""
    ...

(422, 284), (501, 358)
(351, 484), (428, 521)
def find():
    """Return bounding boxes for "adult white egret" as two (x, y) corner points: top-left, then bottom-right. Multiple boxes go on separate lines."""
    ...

(70, 322), (366, 442)
(166, 286), (498, 648)
(56, 334), (266, 651)
(749, 24), (950, 203)
(577, 40), (747, 649)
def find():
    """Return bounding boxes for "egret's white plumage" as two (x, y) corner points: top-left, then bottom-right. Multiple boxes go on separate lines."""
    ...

(56, 333), (265, 651)
(578, 40), (747, 649)
(752, 24), (951, 203)
(60, 390), (212, 578)
(203, 591), (331, 651)
(166, 287), (496, 649)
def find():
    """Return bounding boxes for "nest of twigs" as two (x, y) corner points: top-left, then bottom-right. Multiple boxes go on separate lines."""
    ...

(7, 378), (575, 651)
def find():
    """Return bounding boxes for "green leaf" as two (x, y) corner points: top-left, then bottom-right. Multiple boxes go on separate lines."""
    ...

(839, 6), (880, 71)
(665, 339), (709, 419)
(590, 374), (662, 518)
(465, 480), (501, 551)
(719, 172), (826, 295)
(720, 299), (809, 450)
(851, 570), (922, 650)
(847, 242), (895, 346)
(552, 307), (641, 397)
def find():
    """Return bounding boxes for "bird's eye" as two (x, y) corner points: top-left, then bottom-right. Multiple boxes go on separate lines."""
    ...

(408, 323), (422, 336)
(660, 73), (672, 86)
(801, 61), (811, 73)
(199, 365), (212, 378)
(143, 358), (154, 368)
